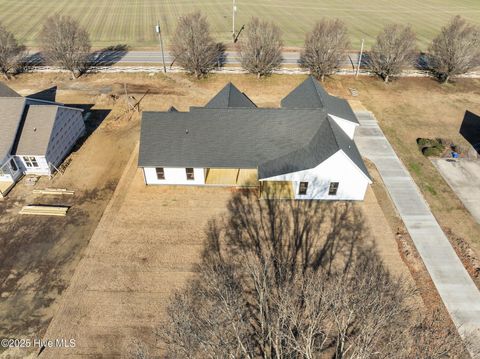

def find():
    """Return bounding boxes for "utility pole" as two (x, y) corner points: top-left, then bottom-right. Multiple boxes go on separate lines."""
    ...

(232, 0), (237, 41)
(155, 21), (167, 73)
(355, 38), (364, 78)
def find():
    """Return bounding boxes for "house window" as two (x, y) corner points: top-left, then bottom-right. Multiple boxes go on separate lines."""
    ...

(298, 182), (308, 195)
(9, 158), (18, 171)
(328, 182), (339, 195)
(23, 156), (38, 168)
(186, 168), (195, 180)
(156, 167), (165, 180)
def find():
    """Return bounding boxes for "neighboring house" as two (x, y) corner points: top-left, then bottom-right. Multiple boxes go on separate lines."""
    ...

(0, 83), (85, 197)
(138, 77), (371, 200)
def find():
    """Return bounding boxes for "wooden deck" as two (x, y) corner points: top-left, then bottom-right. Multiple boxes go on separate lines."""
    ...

(0, 180), (15, 197)
(205, 168), (258, 187)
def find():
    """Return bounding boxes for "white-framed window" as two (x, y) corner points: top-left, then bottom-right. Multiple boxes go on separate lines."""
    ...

(156, 167), (165, 180)
(23, 156), (39, 168)
(328, 182), (339, 195)
(298, 181), (308, 195)
(186, 168), (195, 180)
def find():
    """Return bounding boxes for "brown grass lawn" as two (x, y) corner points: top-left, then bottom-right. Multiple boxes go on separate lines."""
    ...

(328, 76), (480, 257)
(0, 72), (477, 357)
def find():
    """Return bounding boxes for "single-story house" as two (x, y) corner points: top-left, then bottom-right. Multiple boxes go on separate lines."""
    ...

(0, 83), (85, 197)
(138, 76), (371, 200)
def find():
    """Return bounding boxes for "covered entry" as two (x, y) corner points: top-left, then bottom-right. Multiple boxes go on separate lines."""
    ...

(205, 168), (258, 187)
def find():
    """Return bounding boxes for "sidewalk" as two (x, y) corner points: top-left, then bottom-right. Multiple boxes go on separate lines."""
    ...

(354, 111), (480, 357)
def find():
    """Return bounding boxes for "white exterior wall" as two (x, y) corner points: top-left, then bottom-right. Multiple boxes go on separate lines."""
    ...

(329, 114), (358, 140)
(144, 167), (205, 185)
(261, 151), (371, 200)
(15, 155), (50, 175)
(45, 108), (85, 168)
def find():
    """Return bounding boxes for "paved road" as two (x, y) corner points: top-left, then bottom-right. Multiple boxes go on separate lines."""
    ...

(354, 111), (480, 357)
(433, 158), (480, 224)
(89, 50), (359, 67)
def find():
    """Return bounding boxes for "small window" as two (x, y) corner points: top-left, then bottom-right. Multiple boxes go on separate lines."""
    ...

(9, 158), (18, 171)
(23, 156), (38, 168)
(186, 168), (195, 180)
(156, 167), (165, 180)
(298, 182), (308, 195)
(328, 182), (339, 196)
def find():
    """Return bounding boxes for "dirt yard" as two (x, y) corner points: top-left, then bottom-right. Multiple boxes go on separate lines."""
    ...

(22, 149), (412, 358)
(0, 72), (477, 357)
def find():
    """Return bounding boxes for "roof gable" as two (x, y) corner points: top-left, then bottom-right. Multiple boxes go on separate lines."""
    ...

(205, 82), (257, 108)
(281, 76), (358, 124)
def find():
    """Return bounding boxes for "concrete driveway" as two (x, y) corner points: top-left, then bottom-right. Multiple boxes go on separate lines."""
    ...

(354, 111), (480, 357)
(433, 158), (480, 224)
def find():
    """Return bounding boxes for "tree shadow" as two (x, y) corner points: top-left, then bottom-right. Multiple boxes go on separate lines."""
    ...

(88, 44), (129, 67)
(15, 52), (44, 74)
(460, 110), (480, 154)
(203, 188), (369, 281)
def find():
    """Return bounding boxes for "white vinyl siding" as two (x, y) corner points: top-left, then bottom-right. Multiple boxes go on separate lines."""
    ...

(260, 150), (371, 200)
(144, 167), (205, 185)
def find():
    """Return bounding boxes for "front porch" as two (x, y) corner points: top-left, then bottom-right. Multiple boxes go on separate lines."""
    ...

(205, 168), (258, 187)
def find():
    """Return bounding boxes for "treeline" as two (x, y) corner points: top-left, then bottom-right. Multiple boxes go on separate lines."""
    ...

(0, 13), (479, 83)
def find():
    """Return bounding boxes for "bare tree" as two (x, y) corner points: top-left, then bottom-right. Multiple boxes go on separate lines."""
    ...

(170, 11), (224, 78)
(157, 190), (468, 358)
(428, 15), (480, 83)
(300, 19), (350, 81)
(39, 15), (91, 78)
(237, 17), (283, 78)
(0, 23), (26, 79)
(367, 24), (417, 83)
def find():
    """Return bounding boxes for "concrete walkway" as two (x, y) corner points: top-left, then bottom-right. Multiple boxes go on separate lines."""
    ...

(354, 111), (480, 357)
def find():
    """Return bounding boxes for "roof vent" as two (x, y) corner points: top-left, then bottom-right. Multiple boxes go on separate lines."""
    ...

(185, 129), (189, 134)
(33, 127), (37, 132)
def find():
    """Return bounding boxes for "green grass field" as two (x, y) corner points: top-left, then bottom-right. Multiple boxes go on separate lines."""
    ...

(0, 0), (479, 49)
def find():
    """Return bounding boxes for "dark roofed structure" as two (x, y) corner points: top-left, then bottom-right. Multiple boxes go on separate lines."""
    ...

(139, 78), (370, 184)
(281, 76), (358, 124)
(0, 82), (21, 98)
(139, 108), (369, 180)
(205, 82), (257, 108)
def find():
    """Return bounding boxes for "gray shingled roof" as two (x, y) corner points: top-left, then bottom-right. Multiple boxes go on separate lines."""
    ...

(281, 76), (358, 124)
(0, 97), (25, 161)
(0, 82), (21, 98)
(13, 105), (59, 155)
(205, 82), (257, 108)
(139, 108), (370, 180)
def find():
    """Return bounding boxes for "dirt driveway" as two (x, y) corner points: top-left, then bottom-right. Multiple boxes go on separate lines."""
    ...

(433, 158), (480, 224)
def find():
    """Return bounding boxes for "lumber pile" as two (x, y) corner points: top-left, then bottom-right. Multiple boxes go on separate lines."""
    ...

(33, 188), (75, 195)
(19, 205), (69, 216)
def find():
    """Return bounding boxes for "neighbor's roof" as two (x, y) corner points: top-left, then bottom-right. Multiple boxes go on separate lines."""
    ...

(0, 97), (25, 160)
(205, 82), (257, 108)
(13, 105), (59, 155)
(281, 76), (358, 124)
(138, 108), (370, 179)
(0, 82), (21, 98)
